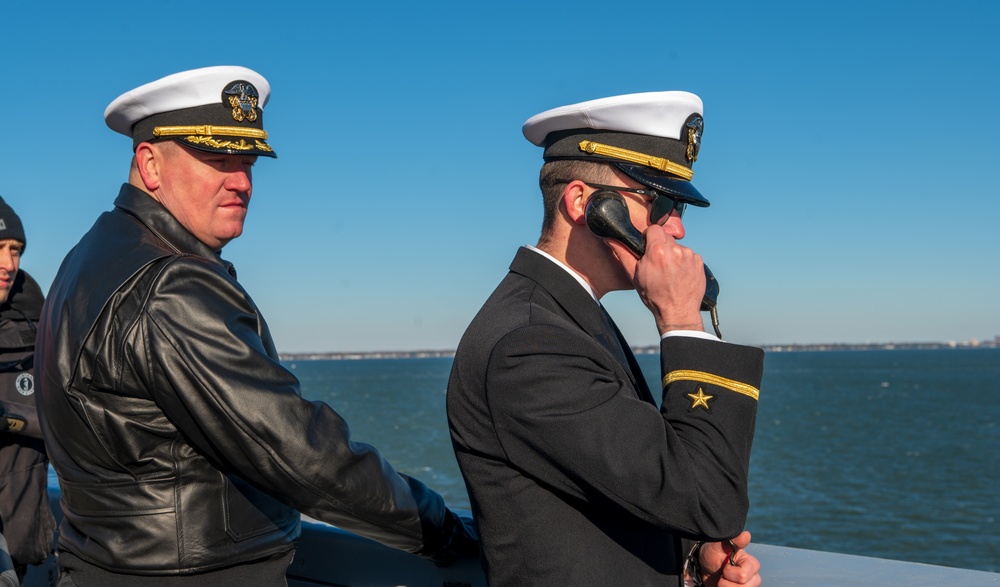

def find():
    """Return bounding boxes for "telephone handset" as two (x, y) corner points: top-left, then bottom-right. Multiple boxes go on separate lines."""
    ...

(585, 191), (722, 338)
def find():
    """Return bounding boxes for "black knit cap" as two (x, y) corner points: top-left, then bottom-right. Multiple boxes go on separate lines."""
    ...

(0, 197), (25, 250)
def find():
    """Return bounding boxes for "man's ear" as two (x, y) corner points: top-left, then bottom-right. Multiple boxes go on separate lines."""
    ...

(561, 180), (590, 225)
(134, 142), (163, 191)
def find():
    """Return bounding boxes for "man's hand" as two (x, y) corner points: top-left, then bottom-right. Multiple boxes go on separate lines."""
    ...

(700, 531), (761, 587)
(0, 400), (26, 434)
(607, 223), (706, 334)
(420, 509), (480, 567)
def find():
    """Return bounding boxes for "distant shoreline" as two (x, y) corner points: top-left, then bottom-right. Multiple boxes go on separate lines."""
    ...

(280, 339), (998, 361)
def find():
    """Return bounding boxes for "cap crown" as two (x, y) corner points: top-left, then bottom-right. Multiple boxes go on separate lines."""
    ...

(522, 91), (702, 147)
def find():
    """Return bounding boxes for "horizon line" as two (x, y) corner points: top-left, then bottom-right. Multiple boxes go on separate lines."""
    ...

(280, 338), (999, 360)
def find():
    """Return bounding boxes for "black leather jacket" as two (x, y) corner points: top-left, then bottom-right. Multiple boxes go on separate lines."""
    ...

(36, 184), (473, 576)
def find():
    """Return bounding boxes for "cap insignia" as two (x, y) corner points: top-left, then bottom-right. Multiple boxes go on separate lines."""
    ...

(685, 115), (703, 163)
(223, 81), (260, 123)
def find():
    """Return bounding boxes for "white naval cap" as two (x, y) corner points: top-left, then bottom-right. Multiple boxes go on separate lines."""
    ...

(522, 91), (709, 206)
(104, 65), (276, 158)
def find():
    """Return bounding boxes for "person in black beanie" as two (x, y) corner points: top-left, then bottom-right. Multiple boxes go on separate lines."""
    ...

(0, 195), (57, 585)
(0, 197), (26, 306)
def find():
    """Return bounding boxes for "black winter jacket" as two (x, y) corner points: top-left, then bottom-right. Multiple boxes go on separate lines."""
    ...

(0, 270), (56, 567)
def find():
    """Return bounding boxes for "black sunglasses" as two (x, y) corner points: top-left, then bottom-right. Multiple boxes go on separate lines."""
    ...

(555, 179), (686, 223)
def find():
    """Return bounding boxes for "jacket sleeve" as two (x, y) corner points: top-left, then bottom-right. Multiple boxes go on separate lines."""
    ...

(133, 257), (458, 556)
(484, 323), (762, 541)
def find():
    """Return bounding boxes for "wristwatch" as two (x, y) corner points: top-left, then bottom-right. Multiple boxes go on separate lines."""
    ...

(683, 541), (704, 587)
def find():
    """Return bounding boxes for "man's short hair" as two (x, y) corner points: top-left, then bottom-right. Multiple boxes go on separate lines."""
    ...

(537, 160), (615, 236)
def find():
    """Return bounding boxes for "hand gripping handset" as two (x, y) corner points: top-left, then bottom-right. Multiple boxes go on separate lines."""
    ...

(585, 191), (722, 338)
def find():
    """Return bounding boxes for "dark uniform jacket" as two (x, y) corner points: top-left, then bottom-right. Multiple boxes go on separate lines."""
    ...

(36, 185), (467, 578)
(448, 247), (763, 586)
(0, 271), (56, 568)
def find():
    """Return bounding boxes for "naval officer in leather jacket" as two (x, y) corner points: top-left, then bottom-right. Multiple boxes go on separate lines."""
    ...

(448, 92), (763, 586)
(35, 66), (477, 586)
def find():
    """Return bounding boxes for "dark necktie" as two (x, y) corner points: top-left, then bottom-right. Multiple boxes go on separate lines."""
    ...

(596, 303), (630, 368)
(598, 303), (657, 405)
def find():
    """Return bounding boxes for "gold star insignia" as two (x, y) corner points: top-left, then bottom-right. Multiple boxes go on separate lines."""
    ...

(687, 387), (714, 411)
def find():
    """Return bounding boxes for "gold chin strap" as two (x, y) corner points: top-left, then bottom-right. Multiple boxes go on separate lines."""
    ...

(153, 125), (269, 140)
(579, 140), (694, 181)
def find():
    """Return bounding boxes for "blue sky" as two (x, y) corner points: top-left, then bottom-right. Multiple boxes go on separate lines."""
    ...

(2, 1), (998, 352)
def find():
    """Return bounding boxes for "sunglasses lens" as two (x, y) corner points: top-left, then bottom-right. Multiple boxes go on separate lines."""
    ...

(650, 194), (685, 223)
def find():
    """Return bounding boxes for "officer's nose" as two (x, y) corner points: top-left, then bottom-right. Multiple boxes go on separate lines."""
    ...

(660, 211), (685, 240)
(226, 169), (253, 194)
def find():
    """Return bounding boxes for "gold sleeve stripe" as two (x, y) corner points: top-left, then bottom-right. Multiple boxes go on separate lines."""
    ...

(153, 125), (269, 140)
(662, 370), (759, 401)
(578, 140), (694, 181)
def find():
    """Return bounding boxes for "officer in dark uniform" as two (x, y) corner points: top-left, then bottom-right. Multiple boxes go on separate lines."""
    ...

(448, 92), (763, 586)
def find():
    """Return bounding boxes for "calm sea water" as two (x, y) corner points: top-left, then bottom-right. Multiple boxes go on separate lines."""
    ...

(287, 348), (1000, 573)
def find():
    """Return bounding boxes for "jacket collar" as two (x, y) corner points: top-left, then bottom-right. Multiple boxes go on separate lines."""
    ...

(510, 247), (614, 347)
(0, 270), (43, 322)
(113, 184), (237, 278)
(510, 246), (655, 405)
(0, 270), (42, 351)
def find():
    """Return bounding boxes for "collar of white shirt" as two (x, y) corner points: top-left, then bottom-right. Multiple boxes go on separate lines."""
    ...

(523, 245), (720, 342)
